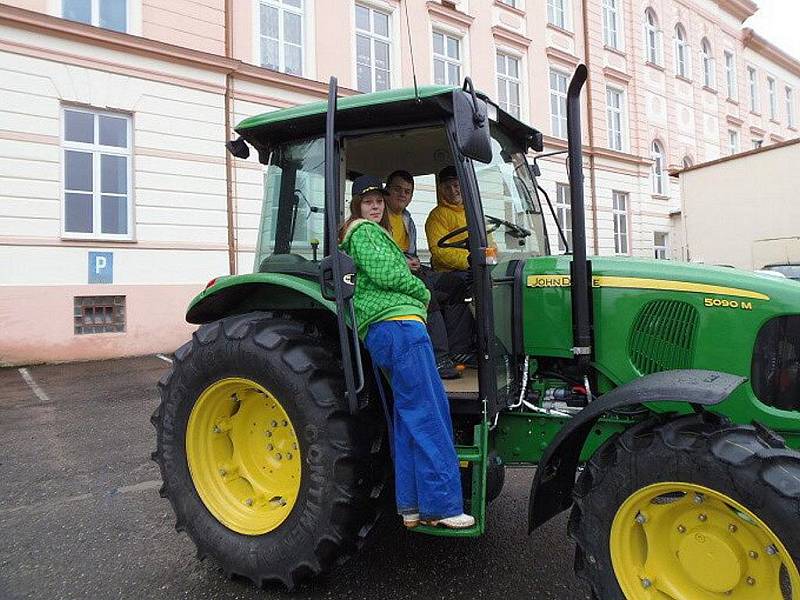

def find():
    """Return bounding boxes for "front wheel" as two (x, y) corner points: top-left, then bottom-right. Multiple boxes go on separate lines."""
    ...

(569, 413), (800, 600)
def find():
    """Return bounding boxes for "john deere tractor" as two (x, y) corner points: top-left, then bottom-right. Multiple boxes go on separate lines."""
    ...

(151, 66), (800, 598)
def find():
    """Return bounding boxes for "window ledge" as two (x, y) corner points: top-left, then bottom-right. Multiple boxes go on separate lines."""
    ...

(645, 61), (665, 72)
(651, 194), (671, 201)
(675, 74), (692, 84)
(750, 110), (761, 117)
(546, 22), (574, 37)
(788, 125), (798, 132)
(770, 118), (781, 125)
(494, 0), (526, 18)
(702, 85), (717, 94)
(726, 97), (739, 106)
(60, 236), (137, 243)
(604, 44), (626, 57)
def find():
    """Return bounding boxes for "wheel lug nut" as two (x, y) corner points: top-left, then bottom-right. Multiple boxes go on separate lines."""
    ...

(746, 577), (755, 586)
(698, 513), (707, 522)
(728, 524), (737, 533)
(281, 419), (288, 427)
(267, 444), (273, 451)
(244, 498), (253, 506)
(677, 525), (686, 533)
(287, 453), (293, 460)
(641, 578), (652, 589)
(275, 453), (282, 460)
(766, 545), (778, 556)
(212, 425), (221, 433)
(219, 468), (227, 476)
(292, 442), (298, 450)
(694, 493), (704, 504)
(271, 420), (277, 427)
(749, 551), (759, 559)
(635, 513), (647, 525)
(265, 431), (272, 437)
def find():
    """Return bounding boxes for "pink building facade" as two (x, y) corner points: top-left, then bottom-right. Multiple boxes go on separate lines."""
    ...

(0, 0), (798, 364)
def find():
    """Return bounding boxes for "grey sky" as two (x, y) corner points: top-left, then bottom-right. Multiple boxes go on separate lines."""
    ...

(746, 0), (800, 60)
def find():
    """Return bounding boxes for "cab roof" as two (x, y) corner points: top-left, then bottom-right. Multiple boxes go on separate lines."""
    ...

(234, 85), (542, 162)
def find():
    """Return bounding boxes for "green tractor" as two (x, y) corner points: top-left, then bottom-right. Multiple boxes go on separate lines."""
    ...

(151, 66), (800, 598)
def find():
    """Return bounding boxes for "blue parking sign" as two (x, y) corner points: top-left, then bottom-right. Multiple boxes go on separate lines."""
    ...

(88, 252), (113, 284)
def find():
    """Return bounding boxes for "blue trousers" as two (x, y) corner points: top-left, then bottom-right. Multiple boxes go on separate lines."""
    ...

(365, 320), (464, 519)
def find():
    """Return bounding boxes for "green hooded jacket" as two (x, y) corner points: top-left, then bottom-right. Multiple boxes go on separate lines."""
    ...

(339, 219), (430, 338)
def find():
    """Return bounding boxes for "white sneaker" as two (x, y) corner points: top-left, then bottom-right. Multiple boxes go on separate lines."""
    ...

(402, 513), (420, 528)
(425, 513), (475, 529)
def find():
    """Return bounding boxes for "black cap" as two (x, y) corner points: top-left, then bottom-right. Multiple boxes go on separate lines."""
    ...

(438, 165), (458, 183)
(352, 175), (385, 197)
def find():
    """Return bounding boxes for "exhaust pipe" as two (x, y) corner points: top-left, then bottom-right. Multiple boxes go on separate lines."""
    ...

(566, 65), (592, 368)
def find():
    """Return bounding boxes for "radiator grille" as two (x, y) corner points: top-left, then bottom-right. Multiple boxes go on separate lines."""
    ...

(628, 300), (698, 375)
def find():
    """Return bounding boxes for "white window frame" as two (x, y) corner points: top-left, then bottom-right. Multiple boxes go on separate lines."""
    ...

(728, 129), (739, 154)
(787, 86), (795, 128)
(549, 68), (569, 139)
(606, 86), (626, 151)
(353, 2), (395, 93)
(768, 76), (777, 121)
(547, 0), (568, 30)
(602, 0), (621, 50)
(682, 156), (693, 168)
(653, 231), (669, 259)
(644, 8), (662, 66)
(497, 51), (523, 119)
(60, 106), (134, 241)
(748, 66), (759, 113)
(555, 183), (572, 252)
(431, 29), (463, 87)
(724, 50), (737, 100)
(612, 191), (629, 255)
(256, 0), (305, 77)
(61, 0), (131, 32)
(701, 38), (715, 88)
(674, 23), (689, 79)
(651, 140), (666, 195)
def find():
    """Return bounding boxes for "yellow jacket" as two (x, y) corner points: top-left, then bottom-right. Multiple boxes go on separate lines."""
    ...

(425, 200), (469, 271)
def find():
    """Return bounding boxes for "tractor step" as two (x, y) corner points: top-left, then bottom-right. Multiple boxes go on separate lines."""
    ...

(408, 419), (488, 538)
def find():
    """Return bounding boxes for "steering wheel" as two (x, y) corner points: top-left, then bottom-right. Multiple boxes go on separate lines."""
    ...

(436, 214), (528, 249)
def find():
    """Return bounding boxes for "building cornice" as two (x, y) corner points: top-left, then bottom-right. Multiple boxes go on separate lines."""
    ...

(426, 1), (474, 29)
(491, 25), (531, 51)
(545, 46), (580, 68)
(677, 137), (800, 175)
(742, 28), (800, 78)
(0, 4), (357, 99)
(714, 0), (757, 23)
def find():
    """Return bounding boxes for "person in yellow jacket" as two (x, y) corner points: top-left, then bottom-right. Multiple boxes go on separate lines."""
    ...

(425, 165), (469, 272)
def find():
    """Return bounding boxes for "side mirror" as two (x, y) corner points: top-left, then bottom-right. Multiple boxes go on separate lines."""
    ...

(453, 78), (492, 164)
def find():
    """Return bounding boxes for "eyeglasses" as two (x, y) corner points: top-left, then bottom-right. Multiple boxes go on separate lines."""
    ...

(388, 185), (413, 196)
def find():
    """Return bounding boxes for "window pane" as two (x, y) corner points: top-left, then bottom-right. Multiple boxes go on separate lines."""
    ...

(498, 80), (507, 105)
(63, 0), (91, 24)
(101, 195), (127, 234)
(497, 53), (505, 75)
(284, 44), (302, 75)
(434, 59), (445, 85)
(375, 68), (389, 91)
(357, 63), (371, 92)
(284, 11), (301, 44)
(284, 0), (301, 7)
(100, 0), (127, 32)
(261, 4), (279, 39)
(356, 34), (371, 64)
(355, 4), (370, 31)
(509, 82), (520, 107)
(373, 11), (389, 37)
(447, 63), (460, 86)
(99, 115), (127, 147)
(433, 32), (444, 55)
(65, 150), (93, 191)
(374, 41), (389, 70)
(261, 38), (279, 69)
(101, 154), (127, 193)
(65, 110), (94, 143)
(65, 192), (93, 233)
(508, 57), (519, 78)
(447, 36), (459, 60)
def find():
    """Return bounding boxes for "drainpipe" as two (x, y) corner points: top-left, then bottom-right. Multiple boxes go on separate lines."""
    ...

(581, 0), (600, 254)
(224, 0), (237, 274)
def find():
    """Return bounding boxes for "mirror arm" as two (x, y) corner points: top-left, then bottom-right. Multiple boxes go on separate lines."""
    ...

(462, 77), (486, 128)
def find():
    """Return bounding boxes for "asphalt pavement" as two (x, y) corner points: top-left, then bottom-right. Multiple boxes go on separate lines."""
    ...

(0, 355), (590, 600)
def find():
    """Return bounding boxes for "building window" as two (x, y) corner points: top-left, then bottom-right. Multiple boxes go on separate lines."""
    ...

(603, 0), (620, 49)
(753, 138), (763, 149)
(787, 87), (795, 128)
(549, 69), (568, 138)
(767, 77), (777, 121)
(556, 183), (572, 252)
(62, 108), (132, 238)
(62, 0), (127, 32)
(701, 38), (714, 88)
(651, 140), (665, 195)
(499, 0), (518, 7)
(497, 53), (521, 118)
(355, 4), (391, 93)
(653, 232), (669, 259)
(547, 0), (566, 29)
(259, 0), (304, 76)
(674, 24), (689, 78)
(606, 87), (625, 151)
(644, 8), (661, 66)
(432, 31), (461, 86)
(748, 67), (759, 113)
(612, 191), (629, 255)
(724, 51), (736, 100)
(74, 296), (126, 334)
(728, 129), (739, 154)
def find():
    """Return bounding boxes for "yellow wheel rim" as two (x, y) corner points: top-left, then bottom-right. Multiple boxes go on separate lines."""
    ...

(186, 378), (301, 535)
(610, 482), (799, 599)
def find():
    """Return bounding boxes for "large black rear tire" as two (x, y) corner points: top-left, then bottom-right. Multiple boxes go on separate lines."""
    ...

(569, 413), (800, 599)
(150, 312), (387, 589)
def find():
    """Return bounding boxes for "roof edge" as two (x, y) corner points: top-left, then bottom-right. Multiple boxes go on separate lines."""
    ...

(675, 137), (800, 175)
(742, 27), (800, 78)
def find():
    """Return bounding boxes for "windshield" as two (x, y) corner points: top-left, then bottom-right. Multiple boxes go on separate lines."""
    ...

(473, 126), (548, 260)
(254, 137), (326, 272)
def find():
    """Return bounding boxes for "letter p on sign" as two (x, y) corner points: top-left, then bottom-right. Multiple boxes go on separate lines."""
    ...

(88, 252), (113, 284)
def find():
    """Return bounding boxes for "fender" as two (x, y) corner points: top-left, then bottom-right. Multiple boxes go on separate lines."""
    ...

(527, 369), (746, 532)
(186, 272), (335, 324)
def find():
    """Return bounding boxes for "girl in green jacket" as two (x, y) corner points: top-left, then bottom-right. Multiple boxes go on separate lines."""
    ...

(338, 175), (475, 530)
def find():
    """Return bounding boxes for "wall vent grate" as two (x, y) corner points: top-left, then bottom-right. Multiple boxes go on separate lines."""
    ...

(74, 296), (126, 335)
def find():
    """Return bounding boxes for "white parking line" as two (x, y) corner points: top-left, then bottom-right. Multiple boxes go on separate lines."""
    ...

(155, 354), (173, 364)
(18, 368), (50, 403)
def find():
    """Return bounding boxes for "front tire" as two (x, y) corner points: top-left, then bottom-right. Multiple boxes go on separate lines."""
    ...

(150, 312), (387, 588)
(569, 413), (800, 600)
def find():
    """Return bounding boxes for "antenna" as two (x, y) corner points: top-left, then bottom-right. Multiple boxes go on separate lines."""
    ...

(403, 0), (420, 101)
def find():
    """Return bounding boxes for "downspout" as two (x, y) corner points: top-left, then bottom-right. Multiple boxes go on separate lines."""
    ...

(224, 0), (237, 274)
(581, 0), (600, 254)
